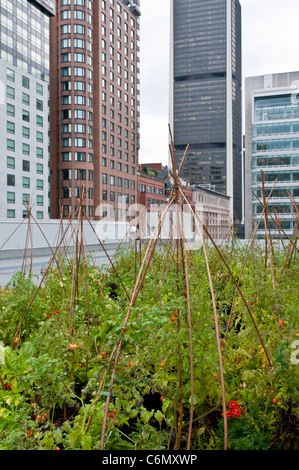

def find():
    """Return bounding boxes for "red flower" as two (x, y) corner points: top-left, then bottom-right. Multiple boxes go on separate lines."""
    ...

(222, 409), (232, 418)
(231, 408), (242, 417)
(228, 400), (239, 410)
(223, 400), (244, 418)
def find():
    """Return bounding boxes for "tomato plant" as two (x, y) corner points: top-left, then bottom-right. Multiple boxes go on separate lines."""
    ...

(0, 237), (298, 450)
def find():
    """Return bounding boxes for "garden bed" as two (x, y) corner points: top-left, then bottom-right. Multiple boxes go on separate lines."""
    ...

(0, 232), (298, 451)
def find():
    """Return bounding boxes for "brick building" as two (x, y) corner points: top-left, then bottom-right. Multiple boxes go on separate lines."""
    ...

(49, 0), (141, 221)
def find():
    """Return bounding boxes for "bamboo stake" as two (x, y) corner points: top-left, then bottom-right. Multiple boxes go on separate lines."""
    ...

(99, 190), (177, 450)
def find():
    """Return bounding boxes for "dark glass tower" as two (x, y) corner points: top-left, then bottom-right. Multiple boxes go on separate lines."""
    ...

(170, 0), (242, 224)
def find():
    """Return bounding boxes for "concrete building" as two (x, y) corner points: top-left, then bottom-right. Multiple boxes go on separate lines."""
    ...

(49, 0), (140, 222)
(245, 72), (299, 238)
(191, 185), (231, 240)
(0, 0), (55, 221)
(169, 0), (242, 227)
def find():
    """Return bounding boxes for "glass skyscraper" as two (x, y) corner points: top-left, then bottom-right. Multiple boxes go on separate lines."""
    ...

(245, 72), (299, 238)
(170, 0), (242, 225)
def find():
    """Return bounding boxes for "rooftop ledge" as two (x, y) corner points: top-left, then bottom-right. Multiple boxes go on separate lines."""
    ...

(121, 0), (141, 17)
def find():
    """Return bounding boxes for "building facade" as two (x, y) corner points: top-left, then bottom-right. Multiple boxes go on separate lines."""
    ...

(169, 0), (242, 226)
(192, 185), (231, 240)
(245, 72), (299, 238)
(0, 0), (55, 221)
(49, 0), (140, 221)
(138, 168), (166, 210)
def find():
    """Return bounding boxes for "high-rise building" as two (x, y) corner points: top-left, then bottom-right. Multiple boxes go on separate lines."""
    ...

(245, 72), (299, 239)
(0, 0), (55, 221)
(49, 0), (141, 221)
(169, 0), (242, 225)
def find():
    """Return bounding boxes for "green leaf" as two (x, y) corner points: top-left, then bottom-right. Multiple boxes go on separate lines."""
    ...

(154, 410), (164, 424)
(81, 434), (92, 450)
(69, 430), (81, 448)
(0, 408), (11, 418)
(197, 427), (205, 436)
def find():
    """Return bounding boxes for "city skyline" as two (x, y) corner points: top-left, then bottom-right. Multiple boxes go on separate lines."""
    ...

(139, 0), (299, 165)
(170, 0), (242, 225)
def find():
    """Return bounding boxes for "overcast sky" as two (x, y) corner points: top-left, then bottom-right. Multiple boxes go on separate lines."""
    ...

(139, 0), (299, 165)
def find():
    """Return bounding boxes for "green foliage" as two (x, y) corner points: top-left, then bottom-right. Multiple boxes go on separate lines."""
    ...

(0, 240), (298, 450)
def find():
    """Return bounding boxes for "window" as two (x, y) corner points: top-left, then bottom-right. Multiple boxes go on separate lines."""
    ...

(74, 123), (85, 133)
(62, 169), (72, 180)
(36, 195), (43, 206)
(22, 109), (30, 122)
(62, 137), (72, 147)
(7, 174), (15, 186)
(22, 160), (30, 172)
(74, 95), (85, 105)
(22, 92), (30, 105)
(36, 211), (43, 219)
(62, 152), (71, 161)
(7, 103), (15, 117)
(7, 209), (15, 218)
(75, 137), (86, 147)
(7, 139), (15, 152)
(22, 194), (29, 206)
(61, 52), (71, 62)
(22, 143), (30, 155)
(62, 187), (71, 199)
(36, 163), (43, 174)
(74, 53), (85, 63)
(74, 38), (85, 48)
(110, 191), (115, 202)
(75, 169), (86, 180)
(110, 175), (115, 185)
(7, 156), (15, 169)
(74, 67), (85, 77)
(61, 67), (71, 77)
(36, 179), (44, 190)
(62, 123), (72, 133)
(36, 83), (43, 95)
(61, 38), (71, 48)
(22, 126), (30, 139)
(61, 109), (71, 119)
(74, 10), (85, 20)
(62, 95), (71, 105)
(36, 148), (44, 159)
(74, 24), (85, 34)
(102, 190), (107, 201)
(7, 121), (15, 134)
(6, 68), (14, 82)
(61, 23), (71, 34)
(22, 177), (30, 188)
(75, 151), (86, 161)
(61, 9), (71, 19)
(22, 76), (29, 89)
(74, 81), (85, 91)
(7, 192), (15, 204)
(74, 109), (85, 119)
(6, 86), (15, 99)
(36, 130), (43, 142)
(102, 173), (107, 184)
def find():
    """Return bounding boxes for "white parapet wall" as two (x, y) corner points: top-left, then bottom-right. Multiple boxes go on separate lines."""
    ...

(0, 219), (133, 254)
